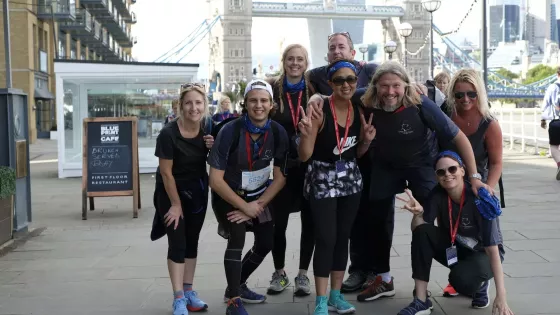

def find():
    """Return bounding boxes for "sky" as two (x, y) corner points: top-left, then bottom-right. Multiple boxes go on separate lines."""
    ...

(132, 0), (491, 78)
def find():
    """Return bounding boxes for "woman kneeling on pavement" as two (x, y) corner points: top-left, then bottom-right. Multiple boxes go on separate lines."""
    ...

(397, 150), (514, 315)
(298, 59), (376, 315)
(208, 79), (289, 315)
(152, 83), (214, 315)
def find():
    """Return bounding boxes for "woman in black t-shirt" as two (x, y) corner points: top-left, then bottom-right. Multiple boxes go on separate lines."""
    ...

(152, 83), (214, 315)
(266, 43), (315, 297)
(298, 60), (376, 315)
(396, 150), (513, 315)
(208, 79), (289, 315)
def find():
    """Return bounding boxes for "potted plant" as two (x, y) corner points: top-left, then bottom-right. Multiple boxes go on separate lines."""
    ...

(50, 124), (58, 140)
(0, 166), (16, 245)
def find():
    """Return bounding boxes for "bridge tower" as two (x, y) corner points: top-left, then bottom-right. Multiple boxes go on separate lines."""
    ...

(207, 0), (253, 101)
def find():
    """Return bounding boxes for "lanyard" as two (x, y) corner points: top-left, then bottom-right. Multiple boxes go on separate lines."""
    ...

(329, 97), (352, 159)
(245, 131), (269, 171)
(286, 91), (302, 130)
(447, 185), (466, 245)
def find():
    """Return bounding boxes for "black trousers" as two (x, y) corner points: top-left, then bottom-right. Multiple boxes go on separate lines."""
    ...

(310, 193), (361, 278)
(271, 164), (315, 271)
(411, 224), (494, 296)
(155, 181), (207, 263)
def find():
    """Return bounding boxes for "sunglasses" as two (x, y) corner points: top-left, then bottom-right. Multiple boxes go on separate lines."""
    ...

(454, 91), (478, 99)
(435, 165), (460, 177)
(181, 83), (205, 89)
(331, 75), (358, 86)
(328, 31), (352, 41)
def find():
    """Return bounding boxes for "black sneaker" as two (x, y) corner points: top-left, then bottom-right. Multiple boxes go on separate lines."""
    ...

(471, 281), (490, 309)
(341, 271), (366, 293)
(397, 297), (433, 315)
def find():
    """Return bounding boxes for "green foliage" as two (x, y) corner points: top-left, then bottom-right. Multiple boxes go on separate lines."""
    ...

(224, 91), (239, 105)
(0, 166), (16, 200)
(523, 65), (556, 84)
(495, 68), (519, 80)
(469, 50), (481, 62)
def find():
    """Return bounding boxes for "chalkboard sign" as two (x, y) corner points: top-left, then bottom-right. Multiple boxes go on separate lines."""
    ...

(82, 117), (140, 220)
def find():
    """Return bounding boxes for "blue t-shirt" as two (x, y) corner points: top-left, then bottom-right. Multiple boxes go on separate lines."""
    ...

(207, 119), (289, 190)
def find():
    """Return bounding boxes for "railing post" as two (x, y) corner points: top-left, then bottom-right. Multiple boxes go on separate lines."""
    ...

(509, 111), (513, 150)
(533, 107), (538, 154)
(521, 109), (525, 152)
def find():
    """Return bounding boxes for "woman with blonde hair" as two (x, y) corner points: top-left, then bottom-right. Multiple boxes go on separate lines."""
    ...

(348, 61), (487, 304)
(151, 83), (214, 315)
(439, 68), (503, 298)
(266, 43), (316, 297)
(212, 95), (236, 124)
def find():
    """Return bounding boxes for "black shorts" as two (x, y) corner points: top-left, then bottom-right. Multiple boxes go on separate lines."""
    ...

(549, 120), (560, 145)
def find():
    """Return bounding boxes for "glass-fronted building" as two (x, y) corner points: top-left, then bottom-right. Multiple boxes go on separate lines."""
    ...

(54, 60), (199, 178)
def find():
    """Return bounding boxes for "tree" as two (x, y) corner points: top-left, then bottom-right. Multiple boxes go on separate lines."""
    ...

(495, 68), (519, 80)
(523, 64), (556, 84)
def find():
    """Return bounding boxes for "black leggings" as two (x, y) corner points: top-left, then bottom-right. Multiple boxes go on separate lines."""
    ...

(155, 182), (207, 264)
(271, 201), (314, 271)
(224, 219), (274, 297)
(411, 224), (494, 295)
(310, 193), (361, 278)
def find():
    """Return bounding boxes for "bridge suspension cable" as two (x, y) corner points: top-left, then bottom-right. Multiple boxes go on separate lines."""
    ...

(154, 20), (208, 62)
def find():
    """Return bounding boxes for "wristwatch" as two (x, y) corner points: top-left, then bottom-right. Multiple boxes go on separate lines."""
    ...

(471, 173), (482, 181)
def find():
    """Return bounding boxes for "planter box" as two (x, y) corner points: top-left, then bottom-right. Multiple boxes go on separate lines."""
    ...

(50, 130), (57, 140)
(0, 196), (13, 246)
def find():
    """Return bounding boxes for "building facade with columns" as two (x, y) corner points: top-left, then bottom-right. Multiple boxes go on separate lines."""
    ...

(0, 0), (137, 142)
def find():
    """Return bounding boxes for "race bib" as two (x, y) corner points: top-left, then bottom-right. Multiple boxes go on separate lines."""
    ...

(241, 165), (272, 191)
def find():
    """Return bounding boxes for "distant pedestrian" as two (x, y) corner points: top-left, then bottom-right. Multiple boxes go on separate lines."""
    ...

(152, 83), (214, 315)
(212, 96), (236, 124)
(165, 99), (179, 125)
(540, 66), (560, 180)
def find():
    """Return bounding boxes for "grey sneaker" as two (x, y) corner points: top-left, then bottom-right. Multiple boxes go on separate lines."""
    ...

(294, 274), (311, 297)
(341, 271), (366, 293)
(362, 272), (377, 289)
(267, 271), (290, 294)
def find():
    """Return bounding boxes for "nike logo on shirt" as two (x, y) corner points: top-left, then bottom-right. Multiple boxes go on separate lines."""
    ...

(332, 136), (358, 155)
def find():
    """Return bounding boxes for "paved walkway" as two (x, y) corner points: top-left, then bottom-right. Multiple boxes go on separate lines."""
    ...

(0, 140), (559, 315)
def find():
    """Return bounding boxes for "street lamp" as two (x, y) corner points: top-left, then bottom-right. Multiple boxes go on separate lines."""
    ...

(398, 22), (413, 67)
(384, 41), (397, 60)
(358, 46), (368, 61)
(422, 0), (441, 79)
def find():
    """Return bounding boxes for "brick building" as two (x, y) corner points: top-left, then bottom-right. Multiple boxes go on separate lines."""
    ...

(0, 0), (136, 142)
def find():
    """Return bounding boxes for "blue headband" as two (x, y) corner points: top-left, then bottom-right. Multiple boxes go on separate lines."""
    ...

(436, 150), (464, 168)
(327, 61), (357, 80)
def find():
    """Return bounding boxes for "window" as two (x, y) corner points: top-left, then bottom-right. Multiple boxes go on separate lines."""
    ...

(235, 50), (239, 57)
(240, 49), (244, 57)
(229, 28), (233, 35)
(230, 65), (235, 71)
(240, 66), (244, 72)
(240, 28), (244, 35)
(33, 24), (38, 70)
(235, 29), (238, 35)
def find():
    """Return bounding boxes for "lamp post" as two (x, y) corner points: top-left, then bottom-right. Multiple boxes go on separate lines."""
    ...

(358, 46), (368, 61)
(384, 41), (397, 60)
(398, 23), (413, 67)
(422, 0), (442, 79)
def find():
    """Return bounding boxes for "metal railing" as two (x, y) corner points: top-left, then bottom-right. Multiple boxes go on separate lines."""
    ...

(492, 107), (549, 153)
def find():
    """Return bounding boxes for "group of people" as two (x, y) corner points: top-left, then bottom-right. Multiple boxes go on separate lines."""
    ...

(151, 31), (514, 315)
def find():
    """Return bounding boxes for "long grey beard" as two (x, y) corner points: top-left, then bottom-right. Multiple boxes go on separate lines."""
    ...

(382, 103), (401, 112)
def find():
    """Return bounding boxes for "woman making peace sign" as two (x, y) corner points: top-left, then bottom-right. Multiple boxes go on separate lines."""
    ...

(298, 59), (376, 315)
(396, 150), (513, 315)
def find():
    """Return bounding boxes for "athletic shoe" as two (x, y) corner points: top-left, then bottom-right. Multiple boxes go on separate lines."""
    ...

(341, 271), (366, 293)
(328, 291), (356, 314)
(471, 280), (490, 309)
(362, 271), (377, 289)
(172, 297), (188, 315)
(314, 296), (329, 315)
(294, 274), (311, 296)
(357, 276), (396, 302)
(267, 271), (290, 294)
(442, 283), (459, 297)
(397, 297), (433, 315)
(556, 166), (560, 180)
(224, 284), (266, 304)
(185, 290), (208, 312)
(225, 297), (248, 315)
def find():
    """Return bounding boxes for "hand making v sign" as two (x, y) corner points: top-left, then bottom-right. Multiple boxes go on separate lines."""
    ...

(360, 112), (376, 143)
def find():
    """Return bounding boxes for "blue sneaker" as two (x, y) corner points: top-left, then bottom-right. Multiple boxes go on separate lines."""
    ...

(223, 284), (267, 304)
(172, 297), (188, 315)
(327, 291), (356, 314)
(185, 290), (208, 312)
(226, 297), (249, 315)
(471, 281), (490, 309)
(314, 296), (328, 315)
(397, 297), (433, 315)
(239, 283), (266, 304)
